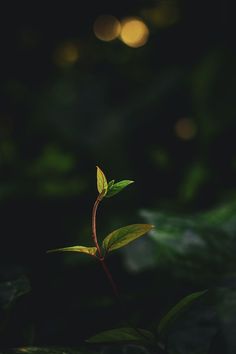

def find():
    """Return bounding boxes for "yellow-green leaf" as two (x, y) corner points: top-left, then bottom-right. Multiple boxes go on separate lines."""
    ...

(102, 224), (154, 252)
(96, 166), (108, 195)
(47, 246), (97, 256)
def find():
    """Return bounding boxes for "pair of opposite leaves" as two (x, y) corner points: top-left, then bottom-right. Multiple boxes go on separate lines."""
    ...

(48, 166), (154, 257)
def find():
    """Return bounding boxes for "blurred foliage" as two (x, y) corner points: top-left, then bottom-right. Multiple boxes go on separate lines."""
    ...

(132, 200), (236, 279)
(120, 201), (236, 353)
(1, 348), (95, 354)
(0, 275), (30, 310)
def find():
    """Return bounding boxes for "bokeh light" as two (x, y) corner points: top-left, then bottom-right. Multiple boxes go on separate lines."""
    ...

(175, 118), (197, 140)
(93, 15), (121, 42)
(54, 42), (79, 67)
(120, 17), (149, 48)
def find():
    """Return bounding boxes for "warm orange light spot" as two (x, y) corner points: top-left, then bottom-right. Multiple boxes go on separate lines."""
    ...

(54, 42), (79, 67)
(120, 17), (149, 48)
(93, 15), (121, 42)
(175, 118), (197, 140)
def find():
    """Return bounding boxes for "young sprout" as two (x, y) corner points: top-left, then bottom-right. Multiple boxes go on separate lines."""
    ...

(48, 167), (207, 352)
(48, 166), (154, 296)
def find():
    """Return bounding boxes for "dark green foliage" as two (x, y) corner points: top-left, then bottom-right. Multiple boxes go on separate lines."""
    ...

(138, 201), (236, 278)
(0, 276), (30, 310)
(158, 290), (207, 339)
(2, 348), (95, 354)
(87, 327), (155, 344)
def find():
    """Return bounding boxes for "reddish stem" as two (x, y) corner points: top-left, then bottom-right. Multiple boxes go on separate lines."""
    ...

(92, 194), (119, 297)
(100, 258), (119, 297)
(92, 195), (103, 258)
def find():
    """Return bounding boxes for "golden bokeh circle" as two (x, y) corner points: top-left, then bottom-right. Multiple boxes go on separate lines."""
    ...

(93, 15), (121, 42)
(120, 17), (149, 48)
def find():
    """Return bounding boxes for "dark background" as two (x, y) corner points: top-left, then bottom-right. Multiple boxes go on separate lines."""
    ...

(0, 1), (235, 353)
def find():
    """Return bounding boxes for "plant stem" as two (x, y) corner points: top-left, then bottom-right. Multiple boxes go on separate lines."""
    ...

(92, 195), (103, 258)
(92, 194), (119, 297)
(91, 193), (159, 351)
(100, 258), (119, 297)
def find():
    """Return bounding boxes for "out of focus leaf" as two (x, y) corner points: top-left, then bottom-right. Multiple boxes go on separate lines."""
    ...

(103, 224), (154, 252)
(158, 290), (207, 339)
(47, 246), (97, 256)
(179, 162), (208, 202)
(28, 145), (76, 176)
(86, 327), (154, 343)
(137, 201), (236, 276)
(0, 275), (31, 310)
(11, 347), (93, 354)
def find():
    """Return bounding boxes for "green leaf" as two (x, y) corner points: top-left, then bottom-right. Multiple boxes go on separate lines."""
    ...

(158, 290), (208, 339)
(105, 180), (134, 198)
(86, 327), (155, 344)
(96, 166), (108, 195)
(108, 179), (115, 190)
(103, 224), (154, 252)
(47, 246), (97, 257)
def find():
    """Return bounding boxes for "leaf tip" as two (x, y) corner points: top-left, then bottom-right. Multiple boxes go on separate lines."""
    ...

(46, 249), (55, 254)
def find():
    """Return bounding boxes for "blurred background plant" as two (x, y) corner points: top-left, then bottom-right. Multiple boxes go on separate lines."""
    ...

(0, 0), (235, 353)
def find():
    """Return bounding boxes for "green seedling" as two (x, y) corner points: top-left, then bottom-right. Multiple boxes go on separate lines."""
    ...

(47, 167), (207, 353)
(48, 166), (154, 296)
